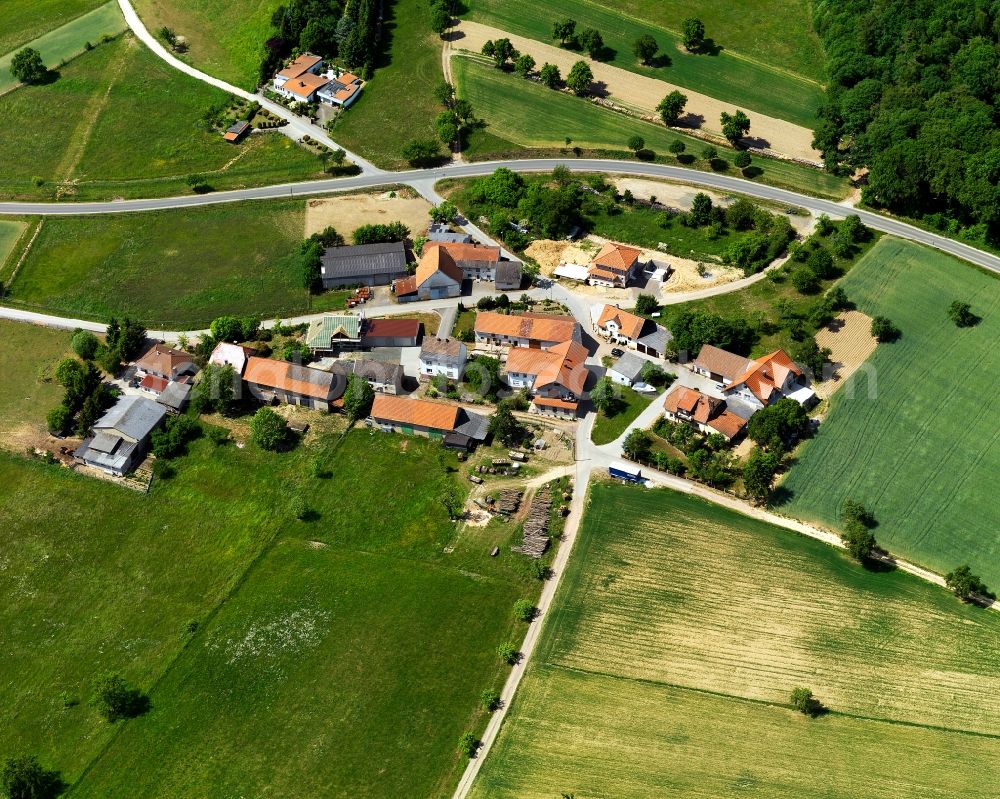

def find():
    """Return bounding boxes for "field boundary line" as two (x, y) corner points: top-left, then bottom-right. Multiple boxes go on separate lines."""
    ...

(451, 458), (593, 799)
(5, 219), (43, 287)
(542, 661), (1000, 740)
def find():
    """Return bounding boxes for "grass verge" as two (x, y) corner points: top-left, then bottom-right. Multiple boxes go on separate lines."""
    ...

(590, 386), (652, 444)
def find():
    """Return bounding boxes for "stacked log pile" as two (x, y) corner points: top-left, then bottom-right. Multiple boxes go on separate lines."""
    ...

(512, 489), (553, 559)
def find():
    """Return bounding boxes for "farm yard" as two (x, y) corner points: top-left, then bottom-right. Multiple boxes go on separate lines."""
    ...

(451, 58), (849, 200)
(781, 238), (1000, 586)
(0, 379), (537, 798)
(460, 0), (825, 127)
(4, 200), (311, 327)
(0, 34), (324, 201)
(470, 483), (1000, 798)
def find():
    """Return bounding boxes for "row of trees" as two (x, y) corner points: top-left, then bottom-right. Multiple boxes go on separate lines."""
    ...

(551, 16), (706, 58)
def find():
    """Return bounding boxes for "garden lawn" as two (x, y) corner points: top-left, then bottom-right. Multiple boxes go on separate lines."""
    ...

(329, 0), (444, 169)
(131, 0), (282, 89)
(7, 200), (309, 327)
(0, 1), (125, 90)
(453, 58), (848, 200)
(0, 36), (324, 201)
(590, 386), (652, 445)
(781, 238), (1000, 586)
(470, 483), (1000, 798)
(2, 425), (535, 796)
(462, 0), (824, 126)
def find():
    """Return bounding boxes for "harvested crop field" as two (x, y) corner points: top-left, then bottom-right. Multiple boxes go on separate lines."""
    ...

(470, 483), (1000, 798)
(814, 309), (877, 399)
(452, 20), (820, 162)
(304, 191), (432, 241)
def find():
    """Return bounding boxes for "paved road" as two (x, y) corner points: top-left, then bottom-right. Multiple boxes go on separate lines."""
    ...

(116, 0), (381, 175)
(4, 157), (999, 275)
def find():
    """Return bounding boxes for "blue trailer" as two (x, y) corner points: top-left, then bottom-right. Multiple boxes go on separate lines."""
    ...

(609, 461), (643, 483)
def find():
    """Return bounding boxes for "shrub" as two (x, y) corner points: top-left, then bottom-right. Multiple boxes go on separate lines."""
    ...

(791, 266), (821, 294)
(480, 688), (502, 712)
(46, 405), (72, 436)
(634, 293), (658, 315)
(71, 330), (100, 360)
(150, 414), (201, 459)
(249, 407), (287, 450)
(870, 316), (899, 342)
(790, 686), (822, 716)
(1, 755), (63, 799)
(513, 599), (536, 622)
(497, 641), (518, 664)
(947, 300), (978, 327)
(458, 732), (478, 758)
(91, 672), (147, 722)
(945, 564), (991, 601)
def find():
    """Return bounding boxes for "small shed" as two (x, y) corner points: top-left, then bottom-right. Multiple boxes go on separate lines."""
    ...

(223, 120), (251, 143)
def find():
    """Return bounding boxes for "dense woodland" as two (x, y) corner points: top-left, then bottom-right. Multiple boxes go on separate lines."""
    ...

(812, 0), (1000, 243)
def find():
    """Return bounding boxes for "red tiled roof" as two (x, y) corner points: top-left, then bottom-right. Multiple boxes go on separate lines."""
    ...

(727, 350), (802, 404)
(591, 241), (642, 271)
(475, 311), (578, 343)
(532, 396), (579, 411)
(136, 343), (193, 377)
(597, 304), (645, 339)
(283, 73), (329, 99)
(243, 357), (339, 401)
(139, 374), (169, 394)
(364, 318), (421, 339)
(370, 394), (460, 431)
(424, 241), (501, 263)
(708, 410), (747, 439)
(416, 246), (464, 286)
(276, 53), (322, 79)
(664, 386), (721, 424)
(393, 275), (418, 296)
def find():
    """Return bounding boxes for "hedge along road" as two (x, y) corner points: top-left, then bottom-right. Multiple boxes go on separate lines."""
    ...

(2, 158), (1000, 276)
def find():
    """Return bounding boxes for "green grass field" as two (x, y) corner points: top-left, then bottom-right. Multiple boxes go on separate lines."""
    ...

(0, 320), (71, 440)
(0, 1), (124, 90)
(781, 238), (1000, 586)
(0, 35), (324, 201)
(131, 0), (282, 89)
(470, 484), (1000, 798)
(7, 200), (310, 327)
(1, 422), (536, 796)
(329, 0), (443, 169)
(453, 58), (848, 200)
(0, 219), (28, 272)
(462, 0), (825, 127)
(590, 386), (652, 444)
(584, 0), (826, 81)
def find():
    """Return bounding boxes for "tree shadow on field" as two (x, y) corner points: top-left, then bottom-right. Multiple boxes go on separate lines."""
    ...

(677, 112), (704, 129)
(742, 135), (772, 150)
(589, 80), (610, 98)
(742, 165), (763, 179)
(768, 485), (794, 507)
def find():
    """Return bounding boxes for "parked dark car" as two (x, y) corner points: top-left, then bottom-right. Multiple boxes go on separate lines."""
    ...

(610, 347), (625, 358)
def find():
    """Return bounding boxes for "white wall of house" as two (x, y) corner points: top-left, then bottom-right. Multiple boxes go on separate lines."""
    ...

(420, 360), (464, 380)
(506, 371), (535, 390)
(608, 368), (634, 386)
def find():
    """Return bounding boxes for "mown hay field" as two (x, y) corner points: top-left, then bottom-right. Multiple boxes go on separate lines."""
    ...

(462, 0), (824, 126)
(782, 238), (1000, 586)
(470, 483), (1000, 798)
(452, 58), (849, 200)
(7, 199), (309, 327)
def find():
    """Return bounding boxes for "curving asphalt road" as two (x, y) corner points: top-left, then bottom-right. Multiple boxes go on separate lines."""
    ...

(3, 158), (999, 276)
